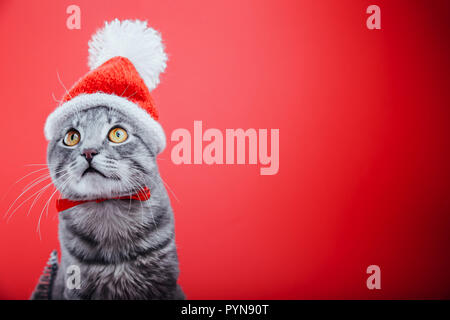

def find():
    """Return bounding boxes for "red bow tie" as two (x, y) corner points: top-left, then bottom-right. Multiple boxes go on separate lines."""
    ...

(56, 186), (151, 212)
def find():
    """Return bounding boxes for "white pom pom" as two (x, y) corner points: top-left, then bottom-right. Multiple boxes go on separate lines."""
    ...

(88, 19), (167, 91)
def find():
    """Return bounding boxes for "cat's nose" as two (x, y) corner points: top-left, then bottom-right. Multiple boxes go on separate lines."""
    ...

(82, 148), (98, 163)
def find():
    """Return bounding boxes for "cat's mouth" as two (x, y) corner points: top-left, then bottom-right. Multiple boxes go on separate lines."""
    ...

(82, 166), (108, 179)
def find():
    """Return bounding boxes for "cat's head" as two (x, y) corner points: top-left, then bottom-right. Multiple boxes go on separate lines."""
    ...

(47, 105), (163, 200)
(44, 20), (168, 200)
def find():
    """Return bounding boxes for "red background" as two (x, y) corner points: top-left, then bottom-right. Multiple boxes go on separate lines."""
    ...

(0, 0), (449, 299)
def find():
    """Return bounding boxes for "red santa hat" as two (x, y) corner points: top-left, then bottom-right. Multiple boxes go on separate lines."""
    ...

(44, 19), (167, 153)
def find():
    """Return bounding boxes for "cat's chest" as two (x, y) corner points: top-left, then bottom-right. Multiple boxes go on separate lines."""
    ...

(58, 200), (173, 299)
(63, 262), (149, 299)
(60, 200), (149, 242)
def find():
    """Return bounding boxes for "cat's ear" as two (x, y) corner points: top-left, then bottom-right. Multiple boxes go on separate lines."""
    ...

(88, 19), (167, 92)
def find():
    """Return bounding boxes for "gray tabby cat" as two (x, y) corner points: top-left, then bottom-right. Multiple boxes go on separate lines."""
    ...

(31, 20), (185, 299)
(48, 107), (184, 299)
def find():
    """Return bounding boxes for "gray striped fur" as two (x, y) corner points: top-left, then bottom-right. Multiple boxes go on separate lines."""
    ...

(36, 106), (184, 300)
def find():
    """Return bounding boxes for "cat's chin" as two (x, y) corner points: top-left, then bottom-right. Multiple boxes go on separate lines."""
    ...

(59, 174), (134, 200)
(81, 167), (108, 179)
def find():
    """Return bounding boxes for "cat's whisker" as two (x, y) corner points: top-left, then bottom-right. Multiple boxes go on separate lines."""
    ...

(36, 174), (73, 238)
(121, 174), (144, 221)
(56, 70), (72, 100)
(129, 175), (154, 230)
(3, 163), (67, 220)
(36, 187), (58, 239)
(119, 84), (130, 97)
(22, 166), (67, 191)
(126, 91), (137, 99)
(160, 177), (179, 203)
(6, 181), (55, 222)
(51, 92), (62, 104)
(22, 174), (51, 192)
(0, 168), (50, 205)
(124, 176), (137, 216)
(6, 170), (71, 222)
(119, 174), (139, 215)
(35, 185), (56, 240)
(15, 167), (49, 184)
(21, 166), (67, 192)
(53, 172), (72, 198)
(27, 181), (52, 217)
(4, 175), (54, 219)
(135, 181), (146, 226)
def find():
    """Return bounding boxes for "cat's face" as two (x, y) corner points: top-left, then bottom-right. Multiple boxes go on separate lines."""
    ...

(47, 106), (158, 200)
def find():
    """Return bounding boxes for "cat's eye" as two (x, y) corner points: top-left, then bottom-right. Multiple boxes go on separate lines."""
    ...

(63, 129), (80, 146)
(109, 127), (128, 143)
